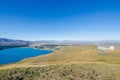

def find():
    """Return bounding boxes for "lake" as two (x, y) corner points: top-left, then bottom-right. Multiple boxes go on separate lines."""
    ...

(0, 47), (53, 64)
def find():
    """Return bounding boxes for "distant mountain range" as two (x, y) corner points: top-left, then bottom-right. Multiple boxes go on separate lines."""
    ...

(0, 38), (26, 42)
(0, 38), (29, 46)
(1, 38), (120, 46)
(31, 40), (120, 45)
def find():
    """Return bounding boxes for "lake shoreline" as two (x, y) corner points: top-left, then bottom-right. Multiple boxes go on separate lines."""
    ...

(0, 47), (53, 65)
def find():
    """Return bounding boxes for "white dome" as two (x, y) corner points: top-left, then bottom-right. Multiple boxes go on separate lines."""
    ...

(109, 46), (115, 50)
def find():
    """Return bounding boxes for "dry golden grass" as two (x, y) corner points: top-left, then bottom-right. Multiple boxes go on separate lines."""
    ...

(0, 62), (120, 80)
(0, 45), (120, 80)
(20, 45), (120, 64)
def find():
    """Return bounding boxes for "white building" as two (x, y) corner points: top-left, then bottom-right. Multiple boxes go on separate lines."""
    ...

(109, 46), (115, 50)
(97, 46), (115, 51)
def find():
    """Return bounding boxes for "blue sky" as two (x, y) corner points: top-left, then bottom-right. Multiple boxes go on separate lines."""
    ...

(0, 0), (120, 40)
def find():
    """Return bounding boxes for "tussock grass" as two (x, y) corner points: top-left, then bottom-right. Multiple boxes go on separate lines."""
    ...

(0, 45), (120, 80)
(0, 63), (120, 80)
(20, 45), (120, 64)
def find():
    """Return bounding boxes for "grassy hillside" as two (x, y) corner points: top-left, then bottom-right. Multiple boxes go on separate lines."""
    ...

(0, 63), (120, 80)
(20, 45), (120, 64)
(0, 45), (120, 80)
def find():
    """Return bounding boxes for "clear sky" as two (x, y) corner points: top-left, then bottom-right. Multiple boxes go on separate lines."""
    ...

(0, 0), (120, 41)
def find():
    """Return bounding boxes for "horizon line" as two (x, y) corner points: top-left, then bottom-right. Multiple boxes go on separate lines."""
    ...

(1, 37), (120, 42)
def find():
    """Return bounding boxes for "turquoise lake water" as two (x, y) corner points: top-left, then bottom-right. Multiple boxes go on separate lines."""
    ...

(0, 47), (53, 64)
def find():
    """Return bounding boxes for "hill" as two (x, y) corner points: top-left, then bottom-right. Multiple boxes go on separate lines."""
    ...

(0, 38), (29, 50)
(0, 45), (120, 80)
(20, 45), (120, 64)
(0, 63), (120, 80)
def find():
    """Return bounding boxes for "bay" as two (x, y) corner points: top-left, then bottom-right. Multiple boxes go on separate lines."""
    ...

(0, 47), (53, 64)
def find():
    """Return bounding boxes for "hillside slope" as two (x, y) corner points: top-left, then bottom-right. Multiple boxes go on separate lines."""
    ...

(0, 63), (120, 80)
(0, 45), (120, 80)
(20, 45), (120, 64)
